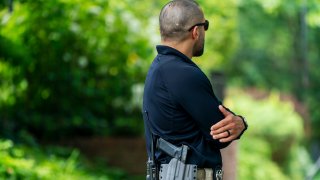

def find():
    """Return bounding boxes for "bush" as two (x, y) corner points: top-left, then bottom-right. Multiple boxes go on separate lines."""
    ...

(224, 89), (312, 179)
(0, 139), (126, 179)
(0, 0), (151, 140)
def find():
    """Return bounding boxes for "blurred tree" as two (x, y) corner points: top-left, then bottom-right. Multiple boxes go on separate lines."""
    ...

(0, 0), (152, 140)
(226, 0), (320, 141)
(225, 89), (311, 179)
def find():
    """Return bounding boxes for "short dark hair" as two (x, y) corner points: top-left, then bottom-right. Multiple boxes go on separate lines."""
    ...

(159, 0), (204, 42)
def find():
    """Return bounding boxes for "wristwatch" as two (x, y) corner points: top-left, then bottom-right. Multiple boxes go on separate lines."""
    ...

(239, 115), (248, 131)
(236, 115), (248, 139)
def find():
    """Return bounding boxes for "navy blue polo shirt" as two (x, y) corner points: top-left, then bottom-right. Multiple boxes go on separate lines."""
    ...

(142, 45), (231, 168)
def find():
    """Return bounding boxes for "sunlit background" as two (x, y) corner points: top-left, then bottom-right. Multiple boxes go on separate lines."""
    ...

(0, 0), (320, 179)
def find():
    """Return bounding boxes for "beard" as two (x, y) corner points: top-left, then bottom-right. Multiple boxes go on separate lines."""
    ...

(192, 34), (205, 57)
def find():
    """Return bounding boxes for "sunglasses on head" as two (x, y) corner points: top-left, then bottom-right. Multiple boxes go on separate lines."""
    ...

(188, 20), (209, 31)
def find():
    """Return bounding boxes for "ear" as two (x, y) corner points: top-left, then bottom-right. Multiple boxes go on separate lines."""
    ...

(191, 26), (200, 40)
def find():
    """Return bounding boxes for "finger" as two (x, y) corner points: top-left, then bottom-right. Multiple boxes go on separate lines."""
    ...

(219, 135), (236, 143)
(210, 123), (234, 135)
(210, 118), (228, 131)
(211, 130), (230, 140)
(210, 106), (231, 130)
(218, 130), (238, 142)
(219, 105), (232, 117)
(211, 115), (234, 131)
(213, 122), (244, 141)
(226, 130), (231, 137)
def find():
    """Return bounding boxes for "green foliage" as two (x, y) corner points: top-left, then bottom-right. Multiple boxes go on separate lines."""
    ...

(238, 137), (289, 180)
(0, 139), (126, 179)
(194, 0), (238, 73)
(225, 89), (311, 179)
(0, 0), (152, 139)
(227, 0), (320, 140)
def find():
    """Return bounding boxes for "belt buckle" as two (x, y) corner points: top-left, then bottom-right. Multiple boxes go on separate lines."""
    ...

(215, 168), (223, 180)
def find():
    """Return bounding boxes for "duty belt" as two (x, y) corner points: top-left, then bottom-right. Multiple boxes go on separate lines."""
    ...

(157, 138), (223, 180)
(160, 165), (223, 180)
(197, 167), (223, 180)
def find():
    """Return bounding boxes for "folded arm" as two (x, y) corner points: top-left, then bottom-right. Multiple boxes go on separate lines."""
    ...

(210, 105), (248, 143)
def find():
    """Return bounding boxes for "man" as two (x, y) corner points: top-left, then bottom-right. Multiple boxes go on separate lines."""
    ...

(142, 0), (248, 179)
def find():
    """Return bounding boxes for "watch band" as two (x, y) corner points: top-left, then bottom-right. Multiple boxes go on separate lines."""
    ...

(236, 115), (248, 139)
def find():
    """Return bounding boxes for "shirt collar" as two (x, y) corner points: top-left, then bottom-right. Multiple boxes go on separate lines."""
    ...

(156, 45), (197, 66)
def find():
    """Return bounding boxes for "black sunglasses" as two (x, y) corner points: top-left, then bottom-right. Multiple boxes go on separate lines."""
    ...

(188, 20), (209, 31)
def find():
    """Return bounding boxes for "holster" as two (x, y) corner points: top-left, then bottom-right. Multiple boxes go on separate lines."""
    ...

(144, 111), (199, 180)
(159, 158), (197, 180)
(157, 138), (198, 180)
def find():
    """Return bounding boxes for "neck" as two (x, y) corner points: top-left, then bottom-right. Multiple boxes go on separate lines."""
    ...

(161, 40), (193, 59)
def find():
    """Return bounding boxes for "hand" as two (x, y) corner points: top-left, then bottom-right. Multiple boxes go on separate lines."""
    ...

(210, 105), (245, 142)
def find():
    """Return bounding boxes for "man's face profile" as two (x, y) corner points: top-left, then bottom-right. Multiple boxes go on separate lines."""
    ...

(193, 28), (205, 57)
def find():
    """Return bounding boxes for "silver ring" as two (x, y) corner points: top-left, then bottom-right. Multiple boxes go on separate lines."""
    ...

(226, 130), (231, 137)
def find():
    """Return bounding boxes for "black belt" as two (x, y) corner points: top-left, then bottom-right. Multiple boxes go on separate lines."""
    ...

(159, 164), (223, 180)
